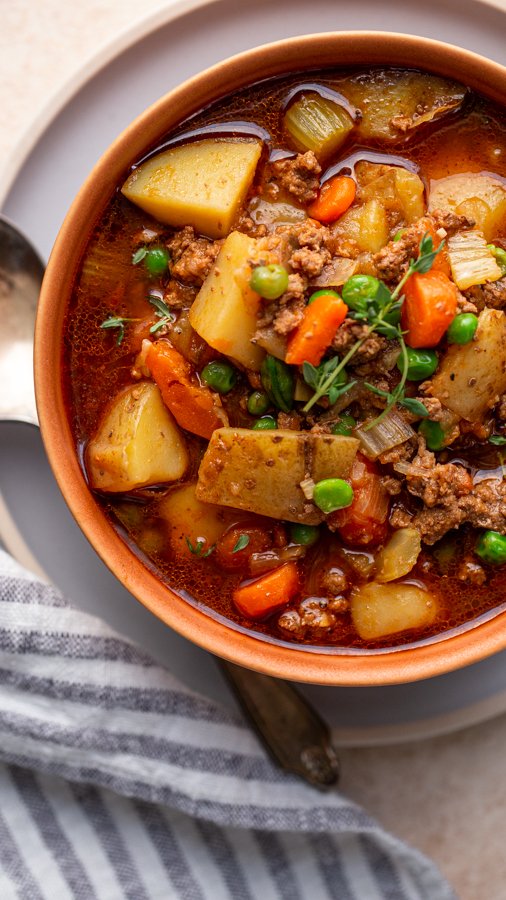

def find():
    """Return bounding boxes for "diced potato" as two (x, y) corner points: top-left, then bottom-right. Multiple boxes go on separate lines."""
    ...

(335, 199), (388, 253)
(346, 71), (467, 142)
(430, 308), (506, 421)
(157, 484), (238, 558)
(283, 91), (355, 160)
(189, 230), (265, 370)
(358, 163), (425, 225)
(248, 198), (307, 227)
(351, 582), (437, 640)
(196, 428), (359, 524)
(121, 138), (262, 239)
(87, 382), (188, 492)
(374, 528), (422, 583)
(429, 173), (506, 241)
(358, 199), (389, 252)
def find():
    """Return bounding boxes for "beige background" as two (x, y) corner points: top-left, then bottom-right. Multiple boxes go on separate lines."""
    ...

(2, 1), (506, 897)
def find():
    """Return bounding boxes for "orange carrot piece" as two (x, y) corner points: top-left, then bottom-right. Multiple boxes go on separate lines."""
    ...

(285, 293), (348, 366)
(146, 341), (225, 439)
(420, 221), (451, 276)
(401, 271), (458, 349)
(307, 175), (356, 224)
(232, 562), (300, 620)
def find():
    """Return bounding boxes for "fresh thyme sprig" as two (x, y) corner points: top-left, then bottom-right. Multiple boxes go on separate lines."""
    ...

(302, 358), (356, 407)
(232, 534), (250, 553)
(302, 233), (443, 417)
(186, 537), (215, 558)
(100, 315), (135, 346)
(149, 294), (175, 333)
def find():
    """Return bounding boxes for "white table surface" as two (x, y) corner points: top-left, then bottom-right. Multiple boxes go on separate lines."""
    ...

(2, 2), (506, 897)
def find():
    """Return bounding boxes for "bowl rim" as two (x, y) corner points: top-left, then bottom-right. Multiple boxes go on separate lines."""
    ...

(35, 30), (506, 685)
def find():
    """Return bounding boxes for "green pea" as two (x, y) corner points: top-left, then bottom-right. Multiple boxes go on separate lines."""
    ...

(341, 274), (380, 311)
(447, 313), (479, 345)
(475, 530), (506, 565)
(145, 247), (170, 276)
(397, 347), (438, 381)
(252, 416), (277, 430)
(250, 264), (289, 300)
(261, 355), (294, 412)
(419, 419), (445, 451)
(313, 478), (354, 514)
(200, 361), (236, 394)
(487, 243), (506, 274)
(308, 289), (341, 305)
(331, 415), (356, 436)
(289, 524), (320, 546)
(247, 391), (270, 416)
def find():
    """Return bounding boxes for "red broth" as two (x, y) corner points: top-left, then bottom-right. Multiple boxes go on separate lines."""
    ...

(62, 67), (506, 650)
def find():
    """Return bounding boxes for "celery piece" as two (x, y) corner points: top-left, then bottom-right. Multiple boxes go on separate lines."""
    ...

(284, 92), (354, 160)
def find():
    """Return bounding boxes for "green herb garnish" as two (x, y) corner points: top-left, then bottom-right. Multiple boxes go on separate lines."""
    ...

(149, 294), (175, 333)
(302, 233), (443, 419)
(302, 358), (356, 407)
(489, 435), (506, 446)
(100, 315), (134, 346)
(132, 246), (149, 265)
(232, 534), (250, 553)
(185, 537), (215, 558)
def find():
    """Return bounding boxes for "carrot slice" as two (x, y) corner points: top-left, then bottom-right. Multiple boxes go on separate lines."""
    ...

(232, 562), (300, 620)
(307, 175), (356, 224)
(146, 340), (225, 439)
(285, 293), (348, 366)
(401, 271), (458, 349)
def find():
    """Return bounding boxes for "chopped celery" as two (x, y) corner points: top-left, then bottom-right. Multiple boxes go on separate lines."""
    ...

(447, 230), (503, 290)
(284, 92), (354, 160)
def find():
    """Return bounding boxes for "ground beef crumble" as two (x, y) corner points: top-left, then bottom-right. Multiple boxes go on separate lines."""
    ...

(269, 151), (322, 205)
(401, 439), (506, 543)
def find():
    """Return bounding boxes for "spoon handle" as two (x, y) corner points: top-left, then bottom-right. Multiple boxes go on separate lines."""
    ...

(219, 659), (339, 789)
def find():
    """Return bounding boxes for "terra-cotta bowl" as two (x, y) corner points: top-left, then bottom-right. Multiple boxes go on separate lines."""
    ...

(34, 31), (506, 686)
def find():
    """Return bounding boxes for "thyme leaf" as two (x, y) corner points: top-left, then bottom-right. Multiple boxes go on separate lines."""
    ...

(100, 315), (133, 346)
(185, 537), (215, 558)
(149, 294), (175, 333)
(132, 246), (148, 265)
(232, 534), (250, 553)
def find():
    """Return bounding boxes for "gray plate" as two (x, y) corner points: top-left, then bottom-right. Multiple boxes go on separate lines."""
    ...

(2, 0), (506, 745)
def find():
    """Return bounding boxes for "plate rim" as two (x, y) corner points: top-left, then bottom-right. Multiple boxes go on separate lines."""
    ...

(4, 0), (506, 745)
(1, 0), (506, 209)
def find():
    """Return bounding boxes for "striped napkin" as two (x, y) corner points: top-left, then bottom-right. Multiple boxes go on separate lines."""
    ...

(0, 548), (455, 900)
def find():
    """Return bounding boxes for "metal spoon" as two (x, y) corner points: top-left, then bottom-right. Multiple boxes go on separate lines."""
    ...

(0, 214), (339, 788)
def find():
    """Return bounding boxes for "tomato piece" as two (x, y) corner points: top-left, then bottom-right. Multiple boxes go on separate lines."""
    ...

(328, 455), (390, 547)
(215, 521), (272, 571)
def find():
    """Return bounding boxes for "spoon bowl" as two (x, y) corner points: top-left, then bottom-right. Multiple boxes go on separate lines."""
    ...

(0, 216), (43, 425)
(0, 212), (339, 787)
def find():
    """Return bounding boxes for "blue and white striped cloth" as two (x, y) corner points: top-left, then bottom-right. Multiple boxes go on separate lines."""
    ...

(0, 549), (455, 899)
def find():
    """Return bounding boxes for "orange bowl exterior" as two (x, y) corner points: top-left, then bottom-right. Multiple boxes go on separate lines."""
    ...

(35, 32), (506, 685)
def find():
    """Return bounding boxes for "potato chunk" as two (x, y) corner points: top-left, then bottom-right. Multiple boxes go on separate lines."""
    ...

(346, 71), (467, 142)
(189, 230), (265, 370)
(333, 199), (389, 252)
(430, 308), (506, 421)
(351, 582), (437, 641)
(157, 484), (238, 559)
(196, 428), (359, 524)
(121, 138), (262, 239)
(429, 173), (506, 241)
(87, 382), (188, 491)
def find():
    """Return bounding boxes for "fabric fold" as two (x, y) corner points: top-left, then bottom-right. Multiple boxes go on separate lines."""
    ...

(0, 550), (456, 899)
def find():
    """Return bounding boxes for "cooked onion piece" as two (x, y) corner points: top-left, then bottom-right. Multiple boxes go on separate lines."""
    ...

(351, 582), (438, 640)
(374, 528), (422, 583)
